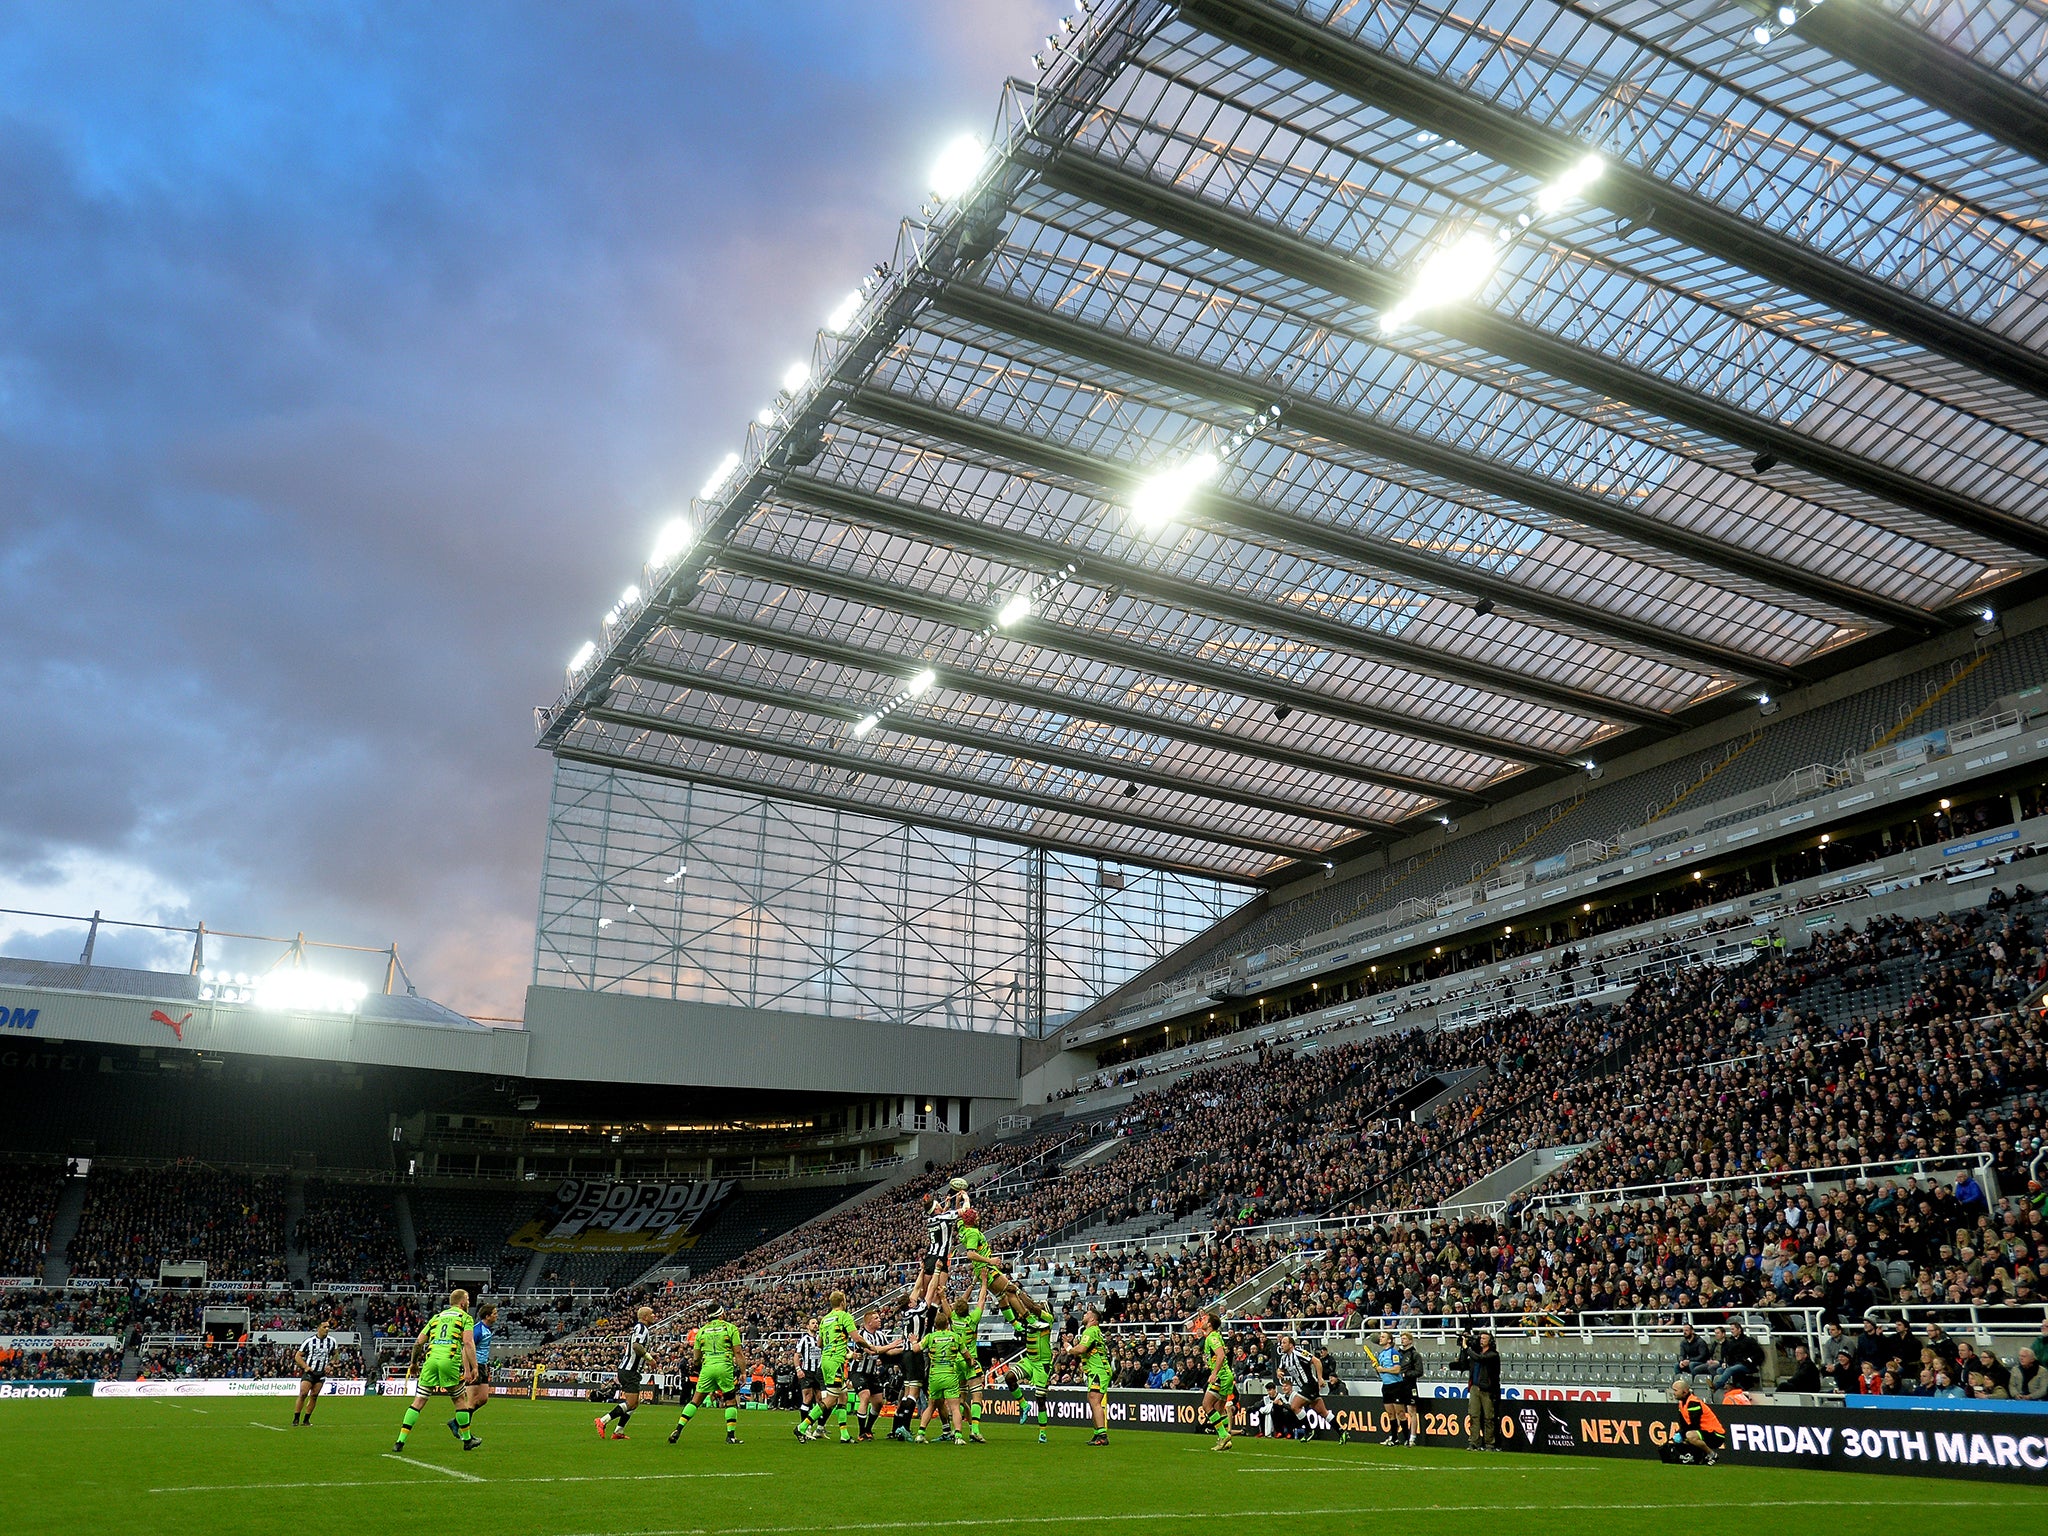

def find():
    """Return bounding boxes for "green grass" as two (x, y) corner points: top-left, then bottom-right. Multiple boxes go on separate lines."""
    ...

(8, 1397), (2047, 1534)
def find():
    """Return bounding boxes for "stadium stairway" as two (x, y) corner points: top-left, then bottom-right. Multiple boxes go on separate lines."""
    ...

(284, 1173), (310, 1287)
(1448, 1143), (1594, 1209)
(1217, 1250), (1314, 1316)
(38, 1173), (85, 1287)
(516, 1248), (547, 1293)
(392, 1189), (420, 1276)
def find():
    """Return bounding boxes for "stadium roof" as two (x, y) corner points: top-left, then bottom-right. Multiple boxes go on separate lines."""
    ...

(537, 0), (2048, 887)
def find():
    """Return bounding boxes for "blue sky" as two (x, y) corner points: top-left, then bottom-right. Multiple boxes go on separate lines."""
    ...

(0, 1), (1064, 1016)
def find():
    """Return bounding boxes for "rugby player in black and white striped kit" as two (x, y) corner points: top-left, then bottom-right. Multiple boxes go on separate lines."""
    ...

(597, 1306), (656, 1440)
(916, 1176), (970, 1309)
(795, 1320), (823, 1430)
(1272, 1334), (1329, 1440)
(890, 1293), (936, 1441)
(292, 1320), (336, 1426)
(853, 1308), (903, 1441)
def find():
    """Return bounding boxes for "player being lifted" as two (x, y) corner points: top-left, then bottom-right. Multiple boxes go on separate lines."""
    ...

(1060, 1304), (1113, 1448)
(596, 1305), (657, 1441)
(394, 1288), (479, 1453)
(291, 1318), (335, 1426)
(798, 1290), (861, 1443)
(954, 1197), (1050, 1323)
(992, 1285), (1055, 1442)
(668, 1302), (747, 1445)
(917, 1179), (969, 1308)
(1272, 1332), (1328, 1440)
(853, 1306), (904, 1441)
(1191, 1309), (1236, 1452)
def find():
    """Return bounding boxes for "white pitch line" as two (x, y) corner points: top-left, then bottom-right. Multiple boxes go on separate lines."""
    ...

(151, 1470), (772, 1495)
(381, 1453), (483, 1482)
(248, 1421), (289, 1432)
(547, 1497), (2048, 1536)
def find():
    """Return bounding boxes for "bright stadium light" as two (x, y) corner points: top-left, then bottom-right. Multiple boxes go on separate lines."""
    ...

(1381, 230), (1501, 332)
(700, 450), (742, 500)
(251, 970), (369, 1015)
(825, 291), (863, 334)
(650, 518), (693, 569)
(781, 361), (810, 393)
(1777, 4), (1796, 21)
(1129, 451), (1219, 527)
(620, 585), (640, 606)
(853, 714), (879, 738)
(568, 640), (597, 671)
(756, 407), (777, 425)
(996, 591), (1033, 627)
(930, 133), (986, 199)
(1752, 23), (1772, 42)
(1535, 151), (1605, 215)
(905, 667), (937, 697)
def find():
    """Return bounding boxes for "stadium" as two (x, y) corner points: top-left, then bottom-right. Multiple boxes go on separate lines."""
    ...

(8, 0), (2048, 1531)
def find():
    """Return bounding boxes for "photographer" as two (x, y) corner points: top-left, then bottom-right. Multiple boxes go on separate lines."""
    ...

(1451, 1329), (1501, 1450)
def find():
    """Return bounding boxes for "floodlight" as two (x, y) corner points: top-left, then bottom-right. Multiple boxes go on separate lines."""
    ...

(996, 591), (1033, 627)
(756, 407), (777, 425)
(1752, 24), (1771, 42)
(620, 585), (640, 606)
(251, 970), (369, 1015)
(1129, 451), (1219, 527)
(700, 450), (741, 500)
(906, 668), (937, 697)
(825, 291), (862, 333)
(569, 640), (597, 671)
(930, 134), (986, 199)
(1381, 230), (1501, 332)
(853, 714), (879, 737)
(1535, 152), (1605, 214)
(781, 361), (810, 393)
(1777, 5), (1796, 21)
(650, 518), (693, 568)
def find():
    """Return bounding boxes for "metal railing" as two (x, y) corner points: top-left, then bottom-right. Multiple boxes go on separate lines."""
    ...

(1514, 1154), (1993, 1222)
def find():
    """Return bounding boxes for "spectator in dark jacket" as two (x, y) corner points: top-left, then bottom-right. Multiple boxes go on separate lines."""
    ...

(1828, 1351), (1859, 1393)
(1675, 1324), (1713, 1381)
(1452, 1330), (1502, 1450)
(1713, 1322), (1765, 1393)
(1778, 1344), (1821, 1393)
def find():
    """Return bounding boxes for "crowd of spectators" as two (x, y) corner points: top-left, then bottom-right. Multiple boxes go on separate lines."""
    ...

(0, 1345), (121, 1381)
(298, 1181), (412, 1288)
(0, 1164), (62, 1278)
(66, 1166), (286, 1283)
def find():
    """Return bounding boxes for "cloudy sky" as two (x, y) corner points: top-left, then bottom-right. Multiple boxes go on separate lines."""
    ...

(0, 1), (1064, 1017)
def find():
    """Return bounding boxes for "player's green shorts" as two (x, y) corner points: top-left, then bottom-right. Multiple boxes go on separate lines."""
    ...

(821, 1350), (849, 1390)
(1208, 1371), (1236, 1399)
(697, 1361), (736, 1396)
(419, 1356), (464, 1394)
(1012, 1356), (1049, 1390)
(1082, 1360), (1111, 1393)
(928, 1367), (960, 1401)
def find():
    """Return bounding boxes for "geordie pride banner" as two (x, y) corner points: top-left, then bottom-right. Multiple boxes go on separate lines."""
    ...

(507, 1178), (737, 1254)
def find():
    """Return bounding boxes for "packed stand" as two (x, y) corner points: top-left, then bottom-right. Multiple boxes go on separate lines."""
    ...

(0, 1163), (62, 1278)
(65, 1166), (286, 1283)
(298, 1181), (413, 1288)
